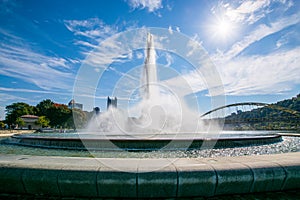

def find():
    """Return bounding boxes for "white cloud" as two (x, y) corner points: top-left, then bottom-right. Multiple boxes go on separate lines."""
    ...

(0, 93), (29, 103)
(163, 70), (206, 97)
(213, 0), (294, 26)
(168, 26), (180, 34)
(186, 34), (204, 57)
(165, 52), (173, 67)
(168, 26), (173, 34)
(64, 18), (118, 49)
(81, 28), (149, 67)
(74, 40), (98, 49)
(0, 87), (69, 96)
(126, 0), (163, 12)
(275, 31), (293, 48)
(109, 67), (140, 82)
(162, 46), (300, 97)
(0, 29), (74, 90)
(215, 47), (300, 96)
(215, 12), (300, 60)
(213, 0), (271, 25)
(166, 3), (173, 11)
(136, 51), (144, 59)
(227, 0), (270, 24)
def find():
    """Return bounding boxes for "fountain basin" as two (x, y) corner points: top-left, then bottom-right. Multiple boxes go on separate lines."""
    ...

(4, 132), (282, 151)
(0, 153), (299, 198)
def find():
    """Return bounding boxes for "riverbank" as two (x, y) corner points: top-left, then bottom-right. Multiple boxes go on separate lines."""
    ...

(0, 130), (35, 137)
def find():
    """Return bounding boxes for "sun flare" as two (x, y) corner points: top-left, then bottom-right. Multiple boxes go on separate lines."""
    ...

(209, 17), (236, 41)
(216, 19), (232, 37)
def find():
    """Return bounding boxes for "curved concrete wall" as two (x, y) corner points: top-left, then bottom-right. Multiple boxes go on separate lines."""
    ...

(0, 152), (299, 198)
(6, 134), (282, 151)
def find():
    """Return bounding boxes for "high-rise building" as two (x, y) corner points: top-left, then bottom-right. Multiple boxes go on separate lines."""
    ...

(68, 99), (83, 110)
(107, 96), (117, 110)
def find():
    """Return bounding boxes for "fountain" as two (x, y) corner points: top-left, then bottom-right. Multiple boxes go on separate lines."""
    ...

(4, 32), (282, 151)
(0, 28), (299, 199)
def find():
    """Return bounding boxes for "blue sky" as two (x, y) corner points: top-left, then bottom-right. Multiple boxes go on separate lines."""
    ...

(0, 0), (300, 119)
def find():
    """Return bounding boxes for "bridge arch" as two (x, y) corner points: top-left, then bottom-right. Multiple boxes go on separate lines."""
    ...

(200, 102), (300, 118)
(200, 102), (269, 118)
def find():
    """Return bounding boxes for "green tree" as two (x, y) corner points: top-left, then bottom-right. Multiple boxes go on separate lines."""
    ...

(5, 102), (36, 125)
(35, 116), (50, 128)
(48, 104), (72, 128)
(36, 99), (54, 117)
(0, 121), (5, 129)
(15, 117), (25, 128)
(36, 100), (74, 128)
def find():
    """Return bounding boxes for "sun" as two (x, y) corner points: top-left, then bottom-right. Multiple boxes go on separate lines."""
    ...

(208, 17), (236, 42)
(216, 19), (232, 37)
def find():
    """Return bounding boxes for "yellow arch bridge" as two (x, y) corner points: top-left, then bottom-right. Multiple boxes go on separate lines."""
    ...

(200, 102), (300, 124)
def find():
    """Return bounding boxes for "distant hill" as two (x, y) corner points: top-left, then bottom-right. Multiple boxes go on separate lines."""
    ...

(224, 94), (300, 130)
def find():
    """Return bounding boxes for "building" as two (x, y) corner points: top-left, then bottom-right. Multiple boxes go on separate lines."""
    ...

(94, 107), (100, 115)
(20, 115), (40, 130)
(107, 96), (117, 110)
(68, 99), (83, 110)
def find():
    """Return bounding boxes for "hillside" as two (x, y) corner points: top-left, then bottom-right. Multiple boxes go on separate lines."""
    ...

(224, 94), (300, 130)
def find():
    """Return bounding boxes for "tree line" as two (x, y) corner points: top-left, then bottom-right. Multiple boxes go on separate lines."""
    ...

(2, 99), (92, 129)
